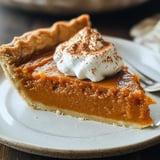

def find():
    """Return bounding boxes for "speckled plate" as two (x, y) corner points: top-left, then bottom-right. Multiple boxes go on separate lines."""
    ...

(0, 36), (160, 159)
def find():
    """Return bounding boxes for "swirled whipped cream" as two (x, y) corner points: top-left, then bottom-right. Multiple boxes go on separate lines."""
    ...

(54, 27), (123, 82)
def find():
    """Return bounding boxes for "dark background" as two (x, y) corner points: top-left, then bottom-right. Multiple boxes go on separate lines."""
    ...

(0, 0), (160, 45)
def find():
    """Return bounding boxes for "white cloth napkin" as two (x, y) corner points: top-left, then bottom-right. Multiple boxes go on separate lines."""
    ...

(130, 14), (160, 54)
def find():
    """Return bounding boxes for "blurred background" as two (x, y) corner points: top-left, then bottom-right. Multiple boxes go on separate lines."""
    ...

(0, 0), (159, 44)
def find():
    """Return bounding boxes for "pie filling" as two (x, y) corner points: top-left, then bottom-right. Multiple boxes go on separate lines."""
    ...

(15, 51), (154, 126)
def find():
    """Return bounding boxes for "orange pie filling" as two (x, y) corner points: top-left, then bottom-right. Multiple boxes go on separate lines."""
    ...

(15, 50), (155, 126)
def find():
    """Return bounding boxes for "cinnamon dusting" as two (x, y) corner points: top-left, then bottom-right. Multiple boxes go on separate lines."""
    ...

(56, 27), (111, 56)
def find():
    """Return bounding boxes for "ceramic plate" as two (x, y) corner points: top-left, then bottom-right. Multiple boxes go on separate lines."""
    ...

(0, 36), (160, 159)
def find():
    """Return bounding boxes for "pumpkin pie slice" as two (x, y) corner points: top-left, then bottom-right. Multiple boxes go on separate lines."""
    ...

(0, 15), (156, 129)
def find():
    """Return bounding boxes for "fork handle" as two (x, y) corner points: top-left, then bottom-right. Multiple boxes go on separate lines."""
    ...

(144, 83), (160, 92)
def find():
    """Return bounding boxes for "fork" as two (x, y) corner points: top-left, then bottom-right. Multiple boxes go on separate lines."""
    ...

(124, 60), (160, 92)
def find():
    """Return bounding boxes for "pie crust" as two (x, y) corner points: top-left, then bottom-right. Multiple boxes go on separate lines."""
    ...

(0, 14), (156, 129)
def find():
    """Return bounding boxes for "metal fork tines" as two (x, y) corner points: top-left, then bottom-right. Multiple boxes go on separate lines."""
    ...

(124, 60), (160, 92)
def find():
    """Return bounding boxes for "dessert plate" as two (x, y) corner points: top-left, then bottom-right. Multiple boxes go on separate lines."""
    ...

(0, 36), (160, 159)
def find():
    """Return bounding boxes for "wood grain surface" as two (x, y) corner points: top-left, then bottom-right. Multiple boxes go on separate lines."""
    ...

(0, 0), (160, 159)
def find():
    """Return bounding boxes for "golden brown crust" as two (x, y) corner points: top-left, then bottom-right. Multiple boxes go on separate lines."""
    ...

(0, 14), (90, 66)
(0, 14), (90, 96)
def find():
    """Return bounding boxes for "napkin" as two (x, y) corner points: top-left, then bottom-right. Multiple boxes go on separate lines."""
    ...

(130, 14), (160, 54)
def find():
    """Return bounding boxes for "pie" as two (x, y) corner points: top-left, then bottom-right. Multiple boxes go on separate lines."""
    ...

(0, 14), (156, 129)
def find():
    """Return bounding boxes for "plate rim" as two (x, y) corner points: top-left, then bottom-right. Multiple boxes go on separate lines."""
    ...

(1, 133), (160, 159)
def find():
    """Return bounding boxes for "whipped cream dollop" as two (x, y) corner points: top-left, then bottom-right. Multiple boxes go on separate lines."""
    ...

(54, 27), (123, 82)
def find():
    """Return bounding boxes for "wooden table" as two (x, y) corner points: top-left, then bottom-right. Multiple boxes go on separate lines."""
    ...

(0, 1), (160, 159)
